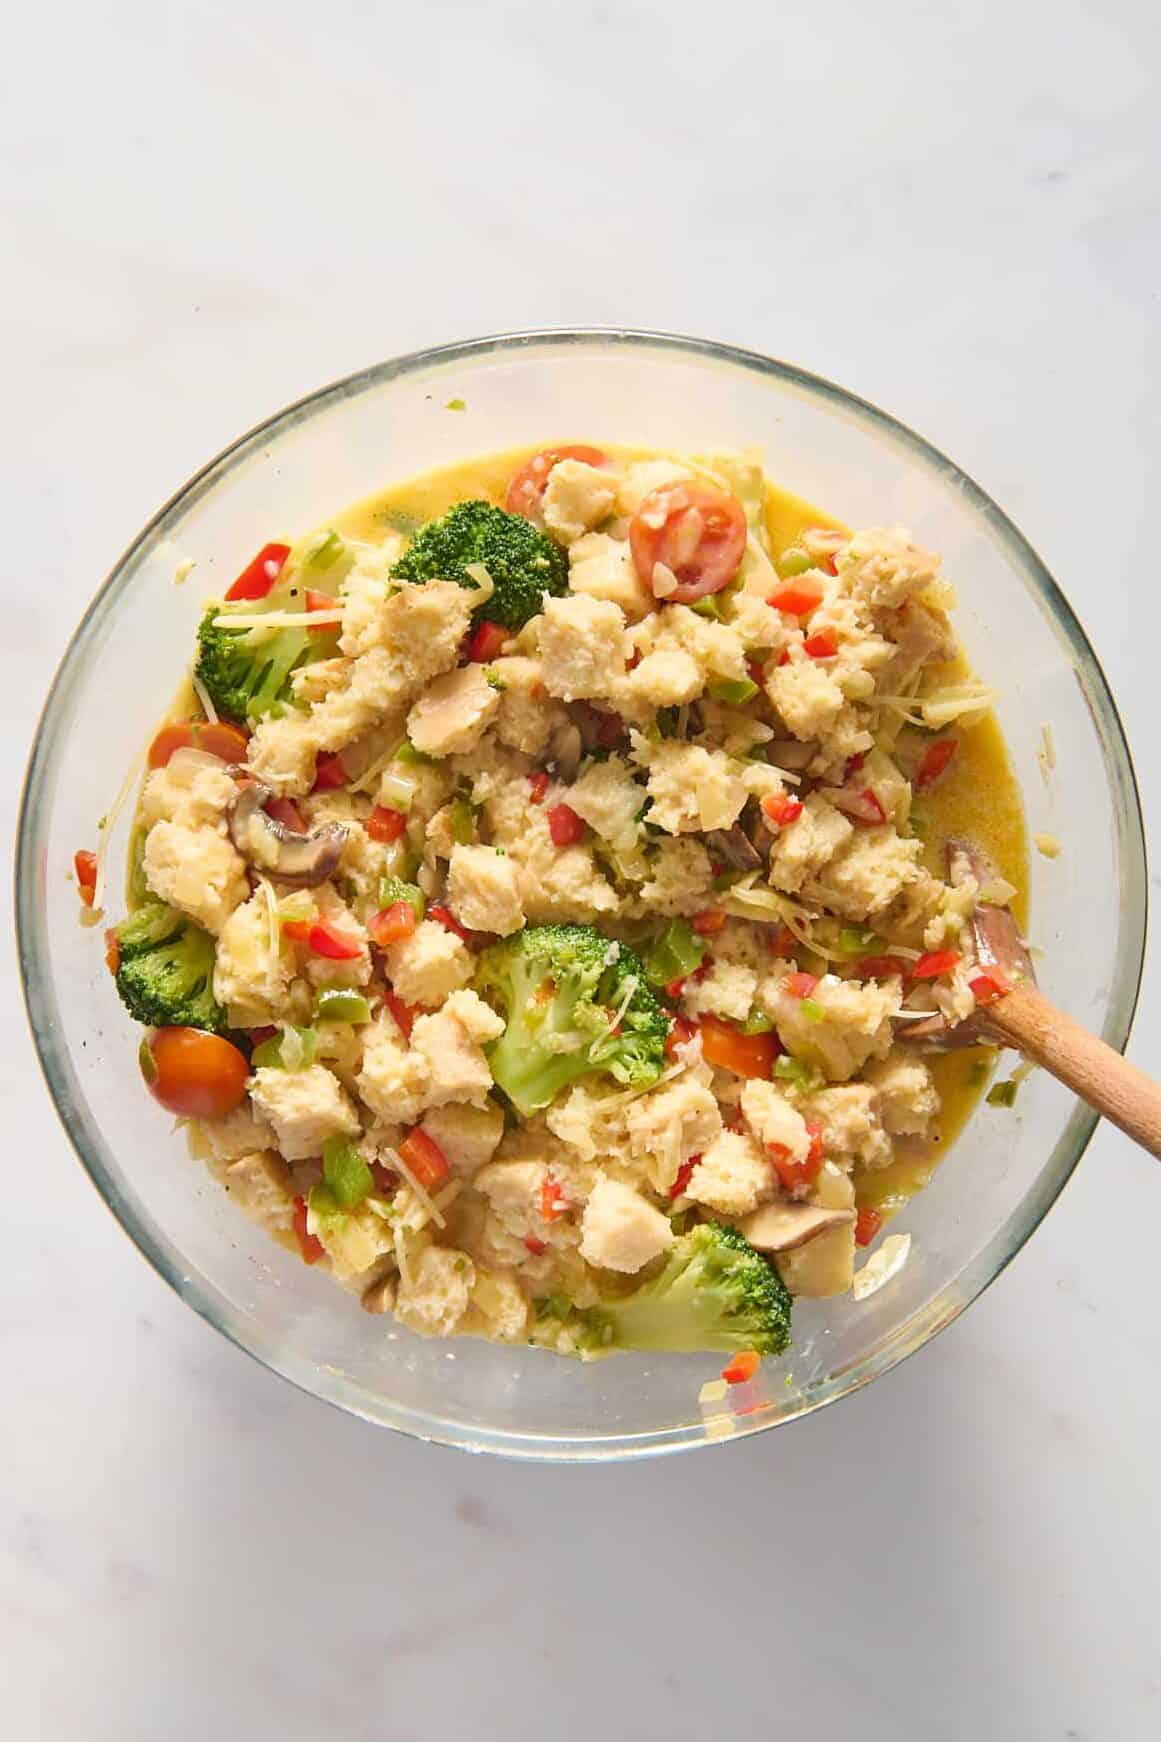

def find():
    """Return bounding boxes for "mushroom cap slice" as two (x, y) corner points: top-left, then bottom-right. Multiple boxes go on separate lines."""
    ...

(740, 1200), (856, 1254)
(228, 783), (348, 887)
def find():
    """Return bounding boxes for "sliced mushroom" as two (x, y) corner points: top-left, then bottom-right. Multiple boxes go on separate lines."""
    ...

(361, 1272), (398, 1315)
(767, 737), (816, 772)
(740, 1200), (856, 1254)
(704, 826), (764, 872)
(228, 783), (348, 887)
(905, 837), (1036, 1047)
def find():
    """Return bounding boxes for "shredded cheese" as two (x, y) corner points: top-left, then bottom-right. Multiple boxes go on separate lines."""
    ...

(173, 558), (195, 587)
(463, 561), (495, 603)
(90, 747), (146, 915)
(384, 1145), (447, 1230)
(211, 608), (345, 631)
(1033, 832), (1061, 859)
(190, 671), (218, 723)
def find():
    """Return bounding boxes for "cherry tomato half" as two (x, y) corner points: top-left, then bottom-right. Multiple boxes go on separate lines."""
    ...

(505, 445), (608, 519)
(147, 720), (250, 769)
(629, 481), (748, 603)
(139, 1027), (249, 1118)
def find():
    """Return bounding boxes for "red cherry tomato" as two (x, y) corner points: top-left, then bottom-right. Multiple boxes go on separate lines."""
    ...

(505, 445), (609, 519)
(630, 481), (748, 603)
(282, 919), (364, 960)
(147, 720), (250, 769)
(224, 542), (291, 603)
(139, 1027), (249, 1118)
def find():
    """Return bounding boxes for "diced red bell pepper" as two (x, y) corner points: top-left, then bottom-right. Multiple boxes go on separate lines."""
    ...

(104, 928), (121, 974)
(427, 903), (473, 945)
(854, 1206), (882, 1247)
(524, 1235), (548, 1256)
(692, 908), (727, 936)
(547, 803), (587, 847)
(669, 1156), (700, 1199)
(844, 752), (865, 779)
(665, 976), (687, 1001)
(665, 1016), (698, 1060)
(369, 902), (416, 949)
(540, 1179), (567, 1221)
(382, 985), (416, 1039)
(366, 805), (408, 843)
(292, 1196), (325, 1264)
(528, 771), (550, 804)
(969, 970), (1011, 1005)
(311, 751), (348, 792)
(911, 949), (962, 980)
(265, 797), (307, 832)
(305, 589), (340, 633)
(845, 787), (887, 827)
(769, 581), (823, 616)
(225, 542), (291, 603)
(803, 627), (838, 659)
(398, 1126), (451, 1193)
(283, 919), (364, 960)
(74, 848), (98, 907)
(465, 619), (509, 662)
(698, 1014), (780, 1079)
(768, 924), (798, 957)
(777, 647), (792, 666)
(915, 737), (958, 791)
(721, 1349), (761, 1385)
(783, 971), (819, 1000)
(855, 955), (908, 980)
(761, 793), (804, 828)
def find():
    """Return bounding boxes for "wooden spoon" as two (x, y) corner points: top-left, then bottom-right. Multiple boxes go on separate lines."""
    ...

(906, 841), (1161, 1160)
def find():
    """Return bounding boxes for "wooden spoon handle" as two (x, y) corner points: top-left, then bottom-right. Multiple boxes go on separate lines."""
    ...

(984, 983), (1161, 1160)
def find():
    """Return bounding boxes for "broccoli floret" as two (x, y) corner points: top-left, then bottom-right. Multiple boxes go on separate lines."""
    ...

(585, 1223), (793, 1356)
(112, 902), (224, 1032)
(195, 610), (334, 724)
(474, 923), (668, 1115)
(391, 500), (568, 631)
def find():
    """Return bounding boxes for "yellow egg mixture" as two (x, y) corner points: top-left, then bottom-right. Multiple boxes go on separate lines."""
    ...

(337, 443), (1029, 1221)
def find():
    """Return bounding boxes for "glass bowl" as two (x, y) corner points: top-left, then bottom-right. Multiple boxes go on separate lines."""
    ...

(16, 329), (1147, 1461)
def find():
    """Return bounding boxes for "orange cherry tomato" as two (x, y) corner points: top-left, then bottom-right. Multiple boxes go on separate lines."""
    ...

(505, 445), (609, 519)
(139, 1027), (249, 1118)
(147, 720), (250, 769)
(630, 481), (748, 603)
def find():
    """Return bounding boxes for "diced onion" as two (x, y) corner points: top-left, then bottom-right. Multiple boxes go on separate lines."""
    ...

(463, 561), (495, 603)
(379, 770), (418, 813)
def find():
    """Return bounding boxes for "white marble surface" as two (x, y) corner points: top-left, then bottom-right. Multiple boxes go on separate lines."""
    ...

(5, 2), (1160, 1735)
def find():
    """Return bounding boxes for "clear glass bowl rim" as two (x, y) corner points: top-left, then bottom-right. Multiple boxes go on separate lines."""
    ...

(16, 326), (1149, 1461)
